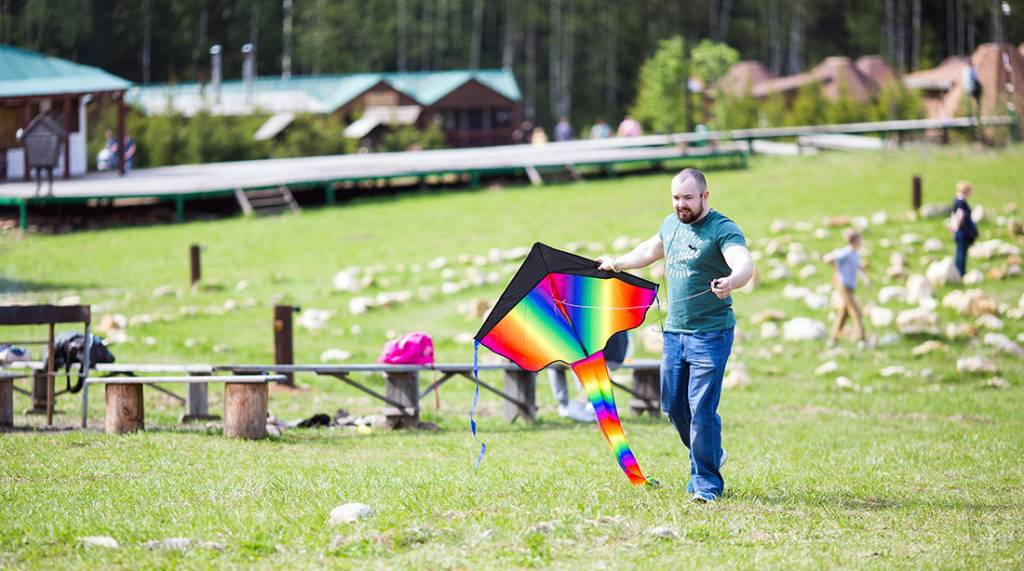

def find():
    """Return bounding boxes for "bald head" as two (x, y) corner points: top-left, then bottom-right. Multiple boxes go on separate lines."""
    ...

(672, 168), (708, 194)
(671, 168), (710, 224)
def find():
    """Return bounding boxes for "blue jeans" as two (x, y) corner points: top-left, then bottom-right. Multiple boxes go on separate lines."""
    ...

(660, 328), (734, 498)
(954, 238), (969, 277)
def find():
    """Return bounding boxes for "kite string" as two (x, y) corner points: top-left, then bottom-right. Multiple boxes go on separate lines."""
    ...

(470, 341), (487, 469)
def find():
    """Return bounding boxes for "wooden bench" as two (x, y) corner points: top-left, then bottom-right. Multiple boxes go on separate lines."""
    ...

(84, 375), (284, 438)
(0, 372), (29, 428)
(91, 363), (219, 424)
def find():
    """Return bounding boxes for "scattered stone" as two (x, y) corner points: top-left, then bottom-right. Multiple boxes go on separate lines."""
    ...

(814, 361), (839, 376)
(972, 239), (1021, 259)
(58, 295), (82, 305)
(782, 317), (826, 341)
(647, 526), (678, 539)
(905, 274), (933, 306)
(804, 293), (829, 310)
(926, 258), (961, 286)
(769, 219), (789, 234)
(80, 536), (119, 549)
(918, 203), (950, 219)
(266, 424), (282, 438)
(143, 538), (224, 551)
(911, 340), (948, 356)
(962, 269), (984, 285)
(867, 306), (894, 328)
(528, 521), (555, 534)
(328, 503), (375, 525)
(1008, 218), (1024, 236)
(454, 332), (476, 345)
(835, 376), (858, 390)
(877, 332), (902, 346)
(975, 314), (1004, 330)
(877, 286), (907, 304)
(985, 377), (1011, 389)
(922, 238), (944, 253)
(152, 285), (176, 298)
(870, 211), (888, 226)
(786, 249), (809, 267)
(851, 216), (869, 231)
(814, 228), (828, 239)
(760, 322), (779, 339)
(798, 264), (818, 280)
(973, 204), (986, 223)
(983, 333), (1024, 357)
(896, 307), (939, 335)
(879, 365), (910, 378)
(98, 313), (127, 332)
(724, 367), (752, 389)
(212, 343), (227, 354)
(942, 289), (997, 316)
(427, 256), (448, 270)
(783, 284), (812, 301)
(899, 233), (922, 245)
(751, 309), (786, 325)
(766, 264), (790, 281)
(945, 323), (978, 340)
(320, 348), (352, 362)
(298, 309), (333, 330)
(956, 356), (998, 374)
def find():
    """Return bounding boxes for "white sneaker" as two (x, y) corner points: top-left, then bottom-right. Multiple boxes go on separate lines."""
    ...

(557, 404), (571, 418)
(566, 401), (597, 423)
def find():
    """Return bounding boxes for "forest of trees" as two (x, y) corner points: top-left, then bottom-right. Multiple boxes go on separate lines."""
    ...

(1, 0), (1019, 128)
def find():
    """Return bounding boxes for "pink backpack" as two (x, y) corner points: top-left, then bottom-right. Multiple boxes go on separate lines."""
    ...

(377, 331), (434, 365)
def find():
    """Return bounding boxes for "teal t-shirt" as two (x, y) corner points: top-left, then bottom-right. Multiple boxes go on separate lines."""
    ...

(659, 209), (747, 333)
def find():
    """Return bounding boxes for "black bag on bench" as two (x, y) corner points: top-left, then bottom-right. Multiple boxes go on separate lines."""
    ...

(42, 332), (116, 394)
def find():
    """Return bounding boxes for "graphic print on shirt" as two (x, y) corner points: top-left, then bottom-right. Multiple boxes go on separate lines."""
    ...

(665, 225), (709, 281)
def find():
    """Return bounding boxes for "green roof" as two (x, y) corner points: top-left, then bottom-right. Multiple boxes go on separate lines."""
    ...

(0, 44), (131, 98)
(131, 69), (521, 113)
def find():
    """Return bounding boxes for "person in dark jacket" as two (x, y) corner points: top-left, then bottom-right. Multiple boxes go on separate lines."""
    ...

(949, 180), (978, 277)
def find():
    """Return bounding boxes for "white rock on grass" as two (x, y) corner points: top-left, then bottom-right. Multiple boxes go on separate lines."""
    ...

(926, 258), (961, 286)
(962, 269), (984, 285)
(956, 356), (998, 374)
(975, 314), (1004, 330)
(782, 318), (826, 341)
(766, 264), (790, 281)
(896, 307), (939, 335)
(922, 238), (944, 253)
(328, 503), (375, 525)
(723, 365), (752, 389)
(945, 323), (978, 340)
(868, 306), (894, 328)
(320, 349), (352, 363)
(783, 284), (812, 301)
(878, 286), (907, 304)
(152, 285), (177, 298)
(804, 293), (829, 310)
(835, 376), (859, 390)
(942, 289), (998, 316)
(647, 526), (678, 539)
(905, 275), (933, 306)
(298, 309), (333, 330)
(986, 377), (1011, 389)
(80, 536), (119, 549)
(751, 309), (786, 324)
(332, 269), (363, 293)
(143, 538), (223, 551)
(798, 264), (818, 280)
(972, 239), (1022, 259)
(814, 361), (839, 376)
(983, 333), (1024, 357)
(760, 322), (779, 339)
(879, 365), (910, 378)
(349, 297), (371, 316)
(870, 211), (888, 226)
(911, 340), (948, 356)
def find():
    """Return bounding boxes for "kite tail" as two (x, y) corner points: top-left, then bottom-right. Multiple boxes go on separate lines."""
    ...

(571, 352), (647, 486)
(470, 341), (487, 468)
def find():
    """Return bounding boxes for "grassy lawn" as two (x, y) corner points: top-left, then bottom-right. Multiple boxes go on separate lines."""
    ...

(1, 145), (1023, 569)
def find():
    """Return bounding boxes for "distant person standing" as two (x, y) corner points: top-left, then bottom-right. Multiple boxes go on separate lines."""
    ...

(554, 116), (573, 142)
(961, 61), (983, 115)
(616, 115), (643, 137)
(513, 121), (534, 144)
(590, 119), (612, 139)
(530, 126), (549, 146)
(949, 181), (978, 277)
(824, 229), (870, 348)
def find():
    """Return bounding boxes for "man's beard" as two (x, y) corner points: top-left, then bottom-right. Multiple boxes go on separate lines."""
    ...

(677, 202), (704, 224)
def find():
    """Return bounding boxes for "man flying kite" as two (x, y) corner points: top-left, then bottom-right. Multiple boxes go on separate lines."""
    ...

(596, 168), (753, 503)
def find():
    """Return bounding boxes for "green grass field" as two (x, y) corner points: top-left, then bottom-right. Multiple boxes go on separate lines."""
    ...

(2, 146), (1023, 569)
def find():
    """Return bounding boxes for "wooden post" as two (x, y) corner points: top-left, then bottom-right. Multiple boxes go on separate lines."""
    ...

(273, 305), (296, 386)
(63, 95), (71, 180)
(0, 377), (13, 428)
(117, 94), (126, 176)
(22, 100), (30, 181)
(28, 369), (48, 414)
(46, 323), (54, 426)
(502, 369), (536, 423)
(223, 382), (268, 439)
(912, 175), (922, 211)
(189, 244), (201, 286)
(182, 373), (219, 422)
(629, 368), (661, 416)
(383, 371), (419, 428)
(105, 383), (144, 434)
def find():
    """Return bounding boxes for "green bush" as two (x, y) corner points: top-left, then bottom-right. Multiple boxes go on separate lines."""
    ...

(272, 114), (356, 158)
(868, 81), (925, 122)
(713, 90), (759, 130)
(630, 36), (689, 134)
(379, 122), (446, 153)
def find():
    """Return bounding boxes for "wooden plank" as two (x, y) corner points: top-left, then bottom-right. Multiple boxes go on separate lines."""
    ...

(0, 377), (12, 427)
(87, 375), (282, 384)
(234, 188), (253, 215)
(0, 305), (90, 325)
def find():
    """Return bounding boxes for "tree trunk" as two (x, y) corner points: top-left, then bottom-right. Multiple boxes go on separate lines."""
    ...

(912, 0), (921, 70)
(946, 0), (956, 56)
(990, 0), (1003, 44)
(421, 0), (435, 70)
(142, 0), (153, 83)
(956, 0), (965, 55)
(560, 3), (574, 121)
(786, 0), (804, 74)
(768, 0), (782, 76)
(718, 0), (733, 41)
(605, 4), (617, 116)
(525, 11), (536, 121)
(249, 0), (260, 77)
(396, 0), (407, 71)
(896, 0), (906, 71)
(470, 0), (483, 69)
(549, 0), (562, 120)
(884, 0), (895, 62)
(198, 2), (209, 80)
(281, 0), (292, 78)
(501, 0), (518, 71)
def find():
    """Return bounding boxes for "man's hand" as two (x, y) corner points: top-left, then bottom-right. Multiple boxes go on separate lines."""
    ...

(711, 277), (734, 299)
(596, 255), (618, 272)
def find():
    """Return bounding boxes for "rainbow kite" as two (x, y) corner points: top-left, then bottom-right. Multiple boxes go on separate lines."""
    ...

(473, 242), (659, 486)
